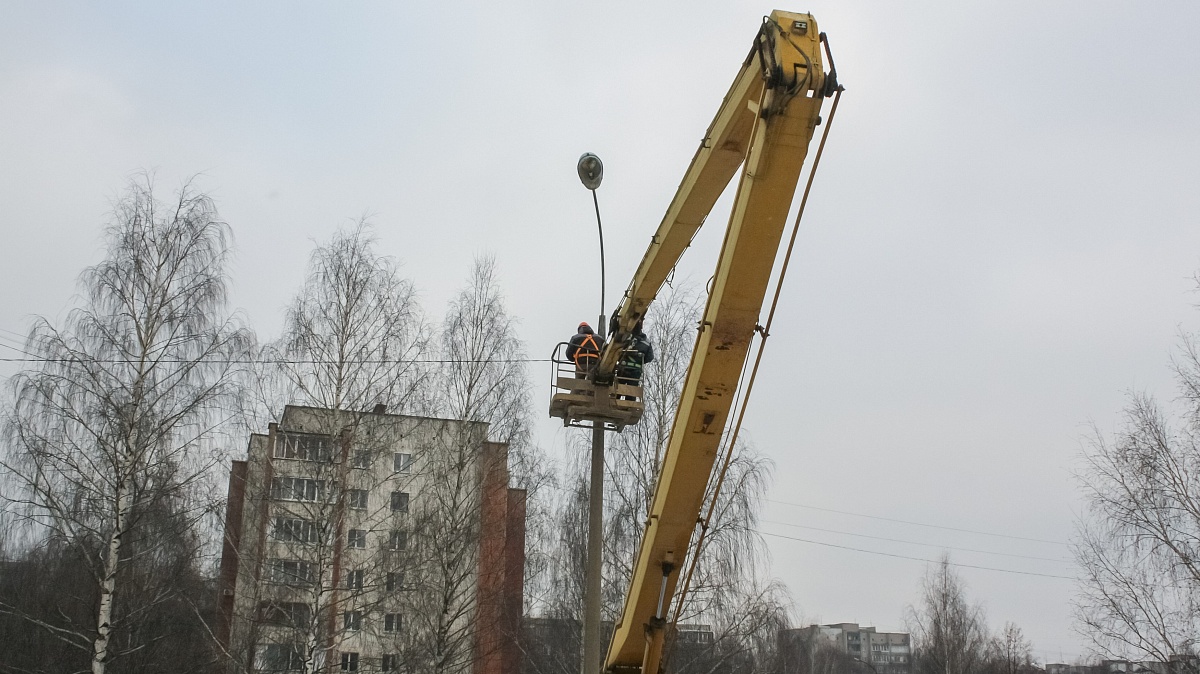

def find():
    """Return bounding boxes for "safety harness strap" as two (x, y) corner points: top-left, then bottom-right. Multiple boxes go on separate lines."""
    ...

(573, 334), (600, 367)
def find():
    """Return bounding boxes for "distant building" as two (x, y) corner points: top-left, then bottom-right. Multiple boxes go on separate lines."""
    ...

(666, 624), (717, 672)
(674, 624), (715, 647)
(1047, 659), (1195, 674)
(520, 618), (617, 674)
(215, 405), (525, 674)
(1047, 665), (1096, 674)
(519, 619), (709, 674)
(779, 623), (911, 674)
(522, 617), (581, 674)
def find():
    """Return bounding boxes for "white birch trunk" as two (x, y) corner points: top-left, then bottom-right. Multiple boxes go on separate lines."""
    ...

(303, 629), (321, 674)
(92, 474), (131, 674)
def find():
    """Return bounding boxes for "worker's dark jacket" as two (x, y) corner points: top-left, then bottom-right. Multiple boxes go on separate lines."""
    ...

(619, 331), (654, 382)
(566, 326), (604, 371)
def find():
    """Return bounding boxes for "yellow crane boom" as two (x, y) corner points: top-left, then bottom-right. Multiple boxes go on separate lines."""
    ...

(600, 11), (836, 674)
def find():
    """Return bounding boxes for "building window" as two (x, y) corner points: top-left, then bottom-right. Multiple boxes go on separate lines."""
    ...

(340, 652), (359, 671)
(347, 489), (369, 510)
(350, 450), (371, 469)
(390, 491), (409, 513)
(347, 529), (366, 549)
(257, 601), (312, 628)
(274, 434), (332, 462)
(393, 452), (412, 473)
(343, 611), (362, 632)
(271, 477), (326, 502)
(257, 644), (304, 671)
(384, 613), (401, 632)
(386, 571), (404, 591)
(382, 654), (398, 671)
(388, 530), (407, 551)
(271, 517), (320, 544)
(267, 559), (315, 586)
(677, 627), (714, 644)
(345, 569), (364, 590)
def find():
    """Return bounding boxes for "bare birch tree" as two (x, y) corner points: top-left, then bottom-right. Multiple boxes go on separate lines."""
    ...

(1069, 282), (1200, 669)
(984, 623), (1033, 674)
(1074, 387), (1200, 664)
(423, 255), (549, 671)
(0, 177), (251, 674)
(437, 256), (534, 458)
(271, 221), (431, 421)
(228, 223), (433, 674)
(907, 556), (988, 674)
(437, 255), (553, 599)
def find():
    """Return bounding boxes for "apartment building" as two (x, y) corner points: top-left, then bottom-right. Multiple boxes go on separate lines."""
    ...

(215, 405), (525, 674)
(780, 623), (912, 674)
(1048, 659), (1198, 674)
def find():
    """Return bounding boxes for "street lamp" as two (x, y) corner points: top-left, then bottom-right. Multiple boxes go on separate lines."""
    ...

(577, 152), (606, 322)
(578, 152), (603, 189)
(576, 151), (605, 674)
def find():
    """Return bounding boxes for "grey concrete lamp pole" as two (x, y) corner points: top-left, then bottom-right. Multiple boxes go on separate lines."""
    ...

(577, 151), (605, 674)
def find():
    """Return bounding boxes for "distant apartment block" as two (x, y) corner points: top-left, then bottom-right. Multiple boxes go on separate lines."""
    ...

(520, 618), (614, 674)
(779, 622), (911, 674)
(1047, 665), (1095, 674)
(215, 405), (525, 674)
(1048, 658), (1199, 674)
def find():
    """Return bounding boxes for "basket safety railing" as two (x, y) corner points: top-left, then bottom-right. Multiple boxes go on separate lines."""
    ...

(547, 341), (645, 431)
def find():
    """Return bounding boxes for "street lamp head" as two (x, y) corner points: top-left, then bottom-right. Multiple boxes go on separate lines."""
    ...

(577, 153), (604, 191)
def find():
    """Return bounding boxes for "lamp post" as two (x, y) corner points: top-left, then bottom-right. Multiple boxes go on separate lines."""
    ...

(577, 152), (605, 674)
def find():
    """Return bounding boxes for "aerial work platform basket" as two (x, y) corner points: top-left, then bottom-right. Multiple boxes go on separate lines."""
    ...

(547, 342), (644, 431)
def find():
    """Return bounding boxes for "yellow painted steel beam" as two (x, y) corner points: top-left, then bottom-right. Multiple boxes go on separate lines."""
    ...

(604, 11), (828, 673)
(594, 57), (763, 382)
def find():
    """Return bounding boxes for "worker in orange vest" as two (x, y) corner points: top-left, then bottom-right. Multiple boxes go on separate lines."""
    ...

(565, 322), (604, 377)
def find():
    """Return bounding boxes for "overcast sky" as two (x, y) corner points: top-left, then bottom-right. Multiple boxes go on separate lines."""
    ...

(3, 1), (1200, 664)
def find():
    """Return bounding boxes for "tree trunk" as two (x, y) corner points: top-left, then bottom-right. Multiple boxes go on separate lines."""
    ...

(93, 474), (131, 674)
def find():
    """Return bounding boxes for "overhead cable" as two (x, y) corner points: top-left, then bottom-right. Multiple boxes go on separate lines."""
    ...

(760, 519), (1073, 564)
(767, 498), (1069, 547)
(0, 343), (551, 366)
(761, 530), (1075, 580)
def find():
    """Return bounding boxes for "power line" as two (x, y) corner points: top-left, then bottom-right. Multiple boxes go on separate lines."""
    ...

(540, 484), (1075, 578)
(0, 328), (555, 365)
(767, 498), (1069, 547)
(543, 483), (1071, 564)
(0, 337), (43, 361)
(0, 351), (552, 366)
(0, 357), (553, 364)
(760, 519), (1073, 564)
(0, 326), (29, 343)
(760, 530), (1076, 580)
